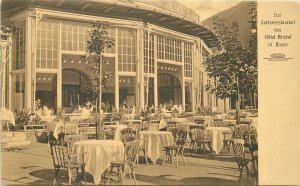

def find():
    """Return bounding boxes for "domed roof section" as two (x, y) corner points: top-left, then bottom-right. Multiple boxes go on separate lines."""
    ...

(1, 0), (218, 48)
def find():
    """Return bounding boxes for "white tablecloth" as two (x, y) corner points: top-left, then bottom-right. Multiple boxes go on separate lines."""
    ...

(44, 122), (79, 139)
(215, 114), (228, 120)
(0, 108), (15, 125)
(245, 117), (258, 128)
(104, 124), (128, 141)
(223, 119), (237, 125)
(72, 140), (124, 184)
(206, 127), (231, 155)
(138, 131), (174, 163)
(176, 122), (199, 131)
(168, 118), (188, 123)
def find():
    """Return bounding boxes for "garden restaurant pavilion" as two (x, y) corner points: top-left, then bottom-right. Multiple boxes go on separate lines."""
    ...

(0, 0), (230, 114)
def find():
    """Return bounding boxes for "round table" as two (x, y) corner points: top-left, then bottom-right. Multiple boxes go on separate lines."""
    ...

(72, 140), (124, 184)
(176, 122), (199, 131)
(44, 122), (79, 139)
(206, 127), (231, 155)
(138, 131), (174, 163)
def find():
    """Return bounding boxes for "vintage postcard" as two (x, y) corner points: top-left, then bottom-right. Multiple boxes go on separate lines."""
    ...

(1, 0), (299, 185)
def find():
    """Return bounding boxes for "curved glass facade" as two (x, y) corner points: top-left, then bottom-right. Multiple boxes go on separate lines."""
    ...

(8, 10), (218, 112)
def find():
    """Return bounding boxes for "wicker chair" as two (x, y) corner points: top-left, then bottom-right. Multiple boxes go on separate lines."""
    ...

(104, 140), (139, 185)
(233, 139), (250, 181)
(192, 127), (212, 155)
(163, 129), (188, 167)
(120, 128), (148, 166)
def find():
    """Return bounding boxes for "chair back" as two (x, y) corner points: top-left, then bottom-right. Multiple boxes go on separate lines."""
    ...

(78, 120), (96, 138)
(104, 128), (115, 140)
(235, 124), (250, 140)
(176, 130), (188, 148)
(64, 134), (86, 153)
(49, 140), (69, 170)
(214, 119), (224, 127)
(233, 139), (247, 168)
(190, 127), (211, 141)
(124, 140), (139, 167)
(194, 119), (205, 125)
(168, 128), (180, 143)
(166, 121), (177, 131)
(120, 128), (137, 142)
(239, 120), (251, 125)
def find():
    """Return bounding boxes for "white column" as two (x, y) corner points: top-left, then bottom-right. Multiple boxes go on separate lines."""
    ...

(25, 16), (32, 111)
(154, 34), (158, 111)
(31, 11), (39, 111)
(191, 43), (196, 112)
(57, 21), (62, 109)
(139, 26), (145, 111)
(8, 34), (12, 110)
(115, 27), (119, 111)
(181, 42), (185, 111)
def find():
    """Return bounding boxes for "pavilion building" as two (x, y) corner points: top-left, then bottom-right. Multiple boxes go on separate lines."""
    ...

(1, 0), (229, 113)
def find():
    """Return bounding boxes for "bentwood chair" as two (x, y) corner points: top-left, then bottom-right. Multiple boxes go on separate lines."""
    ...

(233, 139), (250, 181)
(63, 134), (87, 153)
(249, 143), (258, 185)
(163, 129), (187, 167)
(213, 119), (223, 127)
(190, 126), (212, 155)
(120, 128), (137, 142)
(166, 121), (177, 131)
(104, 140), (139, 185)
(49, 140), (87, 185)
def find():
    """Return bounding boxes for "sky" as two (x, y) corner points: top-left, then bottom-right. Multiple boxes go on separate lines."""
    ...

(176, 0), (240, 21)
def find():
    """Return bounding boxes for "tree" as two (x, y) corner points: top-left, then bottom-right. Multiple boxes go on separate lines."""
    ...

(86, 21), (115, 139)
(203, 2), (257, 123)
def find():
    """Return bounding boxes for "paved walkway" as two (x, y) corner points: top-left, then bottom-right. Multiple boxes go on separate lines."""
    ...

(1, 142), (255, 185)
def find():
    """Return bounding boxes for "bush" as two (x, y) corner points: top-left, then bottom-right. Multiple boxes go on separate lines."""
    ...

(103, 112), (123, 122)
(15, 109), (35, 130)
(196, 106), (213, 116)
(178, 112), (195, 118)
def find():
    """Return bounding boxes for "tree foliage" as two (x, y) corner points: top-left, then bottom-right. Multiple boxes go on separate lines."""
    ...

(203, 2), (257, 100)
(86, 21), (115, 139)
(86, 21), (115, 93)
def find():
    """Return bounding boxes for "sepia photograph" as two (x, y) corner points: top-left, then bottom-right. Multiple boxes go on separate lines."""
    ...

(0, 0), (298, 185)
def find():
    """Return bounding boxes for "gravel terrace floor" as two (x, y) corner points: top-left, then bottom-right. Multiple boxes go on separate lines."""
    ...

(1, 142), (256, 185)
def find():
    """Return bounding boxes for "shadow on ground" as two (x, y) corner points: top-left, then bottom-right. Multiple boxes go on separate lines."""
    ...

(135, 174), (243, 185)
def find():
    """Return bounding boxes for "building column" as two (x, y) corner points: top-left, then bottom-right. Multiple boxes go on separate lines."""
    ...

(137, 25), (144, 111)
(154, 34), (158, 111)
(57, 21), (62, 109)
(115, 27), (119, 111)
(181, 42), (185, 111)
(25, 16), (32, 111)
(8, 31), (12, 110)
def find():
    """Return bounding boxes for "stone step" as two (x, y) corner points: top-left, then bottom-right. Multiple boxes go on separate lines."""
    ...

(1, 132), (32, 149)
(2, 140), (31, 149)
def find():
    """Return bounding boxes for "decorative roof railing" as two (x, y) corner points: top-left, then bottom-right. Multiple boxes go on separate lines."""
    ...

(119, 0), (200, 23)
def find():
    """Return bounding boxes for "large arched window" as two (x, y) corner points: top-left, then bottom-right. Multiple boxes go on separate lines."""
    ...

(158, 73), (182, 105)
